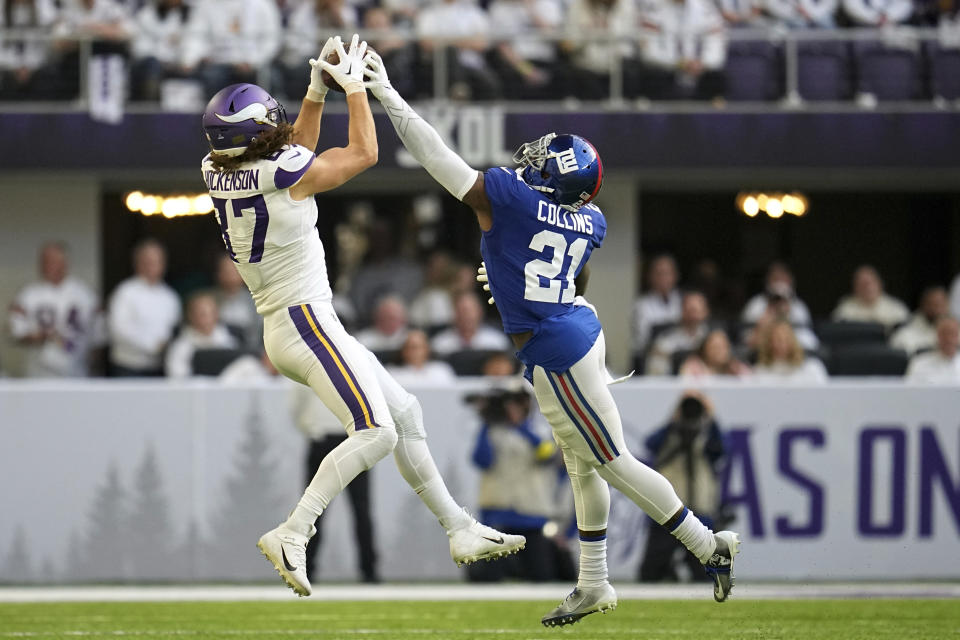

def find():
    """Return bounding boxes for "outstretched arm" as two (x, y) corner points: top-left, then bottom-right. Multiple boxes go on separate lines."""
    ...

(363, 52), (493, 230)
(290, 36), (338, 151)
(290, 35), (379, 198)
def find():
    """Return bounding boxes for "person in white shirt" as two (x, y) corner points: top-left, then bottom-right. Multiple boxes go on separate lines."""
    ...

(832, 265), (910, 331)
(646, 291), (711, 376)
(129, 0), (193, 101)
(679, 329), (751, 379)
(633, 254), (682, 354)
(182, 0), (282, 96)
(386, 329), (457, 386)
(890, 286), (949, 356)
(430, 292), (511, 356)
(639, 0), (727, 100)
(741, 282), (819, 351)
(905, 316), (960, 384)
(842, 0), (911, 26)
(164, 292), (239, 378)
(564, 0), (637, 99)
(488, 0), (564, 99)
(0, 0), (59, 99)
(718, 0), (768, 27)
(408, 251), (456, 330)
(8, 242), (102, 377)
(948, 271), (960, 321)
(275, 0), (357, 100)
(354, 295), (410, 353)
(108, 239), (182, 376)
(214, 254), (261, 350)
(741, 262), (812, 328)
(752, 319), (828, 384)
(416, 0), (500, 99)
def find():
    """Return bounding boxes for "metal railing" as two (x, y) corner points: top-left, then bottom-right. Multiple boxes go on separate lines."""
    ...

(0, 26), (954, 111)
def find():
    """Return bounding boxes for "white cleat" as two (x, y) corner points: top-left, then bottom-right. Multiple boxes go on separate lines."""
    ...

(256, 525), (314, 597)
(447, 517), (526, 567)
(541, 583), (618, 627)
(704, 530), (741, 603)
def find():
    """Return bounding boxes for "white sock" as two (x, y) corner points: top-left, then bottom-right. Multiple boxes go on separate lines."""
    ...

(394, 435), (471, 531)
(284, 427), (398, 537)
(577, 537), (608, 588)
(669, 507), (716, 563)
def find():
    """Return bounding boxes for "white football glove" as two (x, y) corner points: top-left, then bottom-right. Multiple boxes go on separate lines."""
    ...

(306, 36), (338, 103)
(477, 261), (494, 305)
(318, 33), (368, 96)
(362, 50), (394, 101)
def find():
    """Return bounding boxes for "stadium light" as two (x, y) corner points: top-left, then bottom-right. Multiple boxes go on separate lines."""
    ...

(737, 191), (809, 219)
(125, 192), (214, 218)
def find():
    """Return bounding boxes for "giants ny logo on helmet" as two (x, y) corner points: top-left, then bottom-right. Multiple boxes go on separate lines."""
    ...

(555, 148), (580, 174)
(513, 133), (603, 211)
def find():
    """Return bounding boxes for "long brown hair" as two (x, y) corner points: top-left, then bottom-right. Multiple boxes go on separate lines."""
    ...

(209, 123), (295, 172)
(756, 320), (804, 367)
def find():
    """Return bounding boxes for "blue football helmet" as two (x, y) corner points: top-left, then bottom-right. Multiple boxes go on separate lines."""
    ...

(202, 83), (287, 157)
(513, 132), (603, 211)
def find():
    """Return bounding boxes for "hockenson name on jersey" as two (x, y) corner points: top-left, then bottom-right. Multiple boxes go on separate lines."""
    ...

(204, 167), (261, 192)
(536, 200), (594, 235)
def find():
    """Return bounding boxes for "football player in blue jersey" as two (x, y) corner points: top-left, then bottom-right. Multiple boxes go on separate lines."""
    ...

(362, 53), (741, 626)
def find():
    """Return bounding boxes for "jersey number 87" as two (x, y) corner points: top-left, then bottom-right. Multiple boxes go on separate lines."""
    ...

(524, 230), (588, 304)
(212, 194), (270, 264)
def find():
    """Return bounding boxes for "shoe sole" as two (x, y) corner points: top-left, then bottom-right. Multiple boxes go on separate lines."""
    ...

(541, 601), (618, 628)
(256, 538), (310, 598)
(454, 540), (526, 567)
(713, 531), (741, 603)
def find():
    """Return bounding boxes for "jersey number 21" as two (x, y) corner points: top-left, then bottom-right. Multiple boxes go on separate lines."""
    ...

(524, 230), (588, 304)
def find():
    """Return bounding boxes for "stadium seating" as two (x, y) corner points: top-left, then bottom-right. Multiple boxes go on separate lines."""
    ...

(815, 321), (887, 348)
(191, 348), (247, 376)
(927, 43), (960, 100)
(826, 344), (909, 376)
(855, 44), (924, 100)
(724, 42), (782, 101)
(798, 42), (854, 101)
(445, 350), (517, 376)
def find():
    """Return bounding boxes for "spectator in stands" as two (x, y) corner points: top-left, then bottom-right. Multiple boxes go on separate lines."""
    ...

(842, 0), (911, 27)
(679, 329), (751, 379)
(213, 254), (260, 351)
(688, 258), (742, 323)
(482, 351), (520, 376)
(409, 251), (455, 330)
(181, 0), (281, 97)
(349, 219), (423, 325)
(107, 239), (181, 377)
(361, 7), (416, 97)
(645, 291), (711, 376)
(488, 0), (564, 100)
(52, 0), (132, 105)
(276, 0), (357, 101)
(890, 286), (949, 355)
(468, 384), (559, 582)
(905, 316), (960, 383)
(741, 262), (812, 327)
(164, 292), (239, 378)
(0, 0), (59, 100)
(766, 0), (838, 27)
(431, 292), (511, 356)
(948, 270), (960, 321)
(741, 281), (819, 351)
(8, 242), (102, 377)
(842, 0), (919, 102)
(563, 0), (636, 100)
(355, 295), (411, 353)
(129, 0), (192, 101)
(832, 265), (910, 330)
(752, 319), (828, 383)
(638, 391), (724, 582)
(386, 329), (457, 385)
(416, 0), (500, 100)
(639, 0), (727, 101)
(633, 253), (682, 354)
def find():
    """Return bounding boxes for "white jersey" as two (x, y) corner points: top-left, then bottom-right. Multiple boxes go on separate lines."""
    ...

(201, 144), (332, 315)
(8, 277), (101, 377)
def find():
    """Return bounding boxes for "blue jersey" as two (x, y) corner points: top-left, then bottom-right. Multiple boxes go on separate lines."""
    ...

(480, 167), (607, 374)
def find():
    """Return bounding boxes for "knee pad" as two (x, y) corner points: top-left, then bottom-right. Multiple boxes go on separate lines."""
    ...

(391, 396), (426, 440)
(352, 426), (398, 468)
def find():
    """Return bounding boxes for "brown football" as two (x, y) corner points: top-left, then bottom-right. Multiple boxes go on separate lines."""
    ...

(320, 46), (374, 94)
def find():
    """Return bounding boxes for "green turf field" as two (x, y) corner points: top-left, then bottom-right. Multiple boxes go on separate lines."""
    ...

(2, 599), (959, 640)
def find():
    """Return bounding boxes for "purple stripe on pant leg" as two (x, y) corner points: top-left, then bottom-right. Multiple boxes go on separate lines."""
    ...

(289, 305), (370, 431)
(304, 304), (381, 429)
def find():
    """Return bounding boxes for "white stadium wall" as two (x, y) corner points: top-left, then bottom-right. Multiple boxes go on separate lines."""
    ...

(0, 379), (957, 584)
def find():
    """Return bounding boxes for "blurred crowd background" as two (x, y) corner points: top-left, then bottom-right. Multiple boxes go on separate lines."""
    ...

(2, 0), (960, 106)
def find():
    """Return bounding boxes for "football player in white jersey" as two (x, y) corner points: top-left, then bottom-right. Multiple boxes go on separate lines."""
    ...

(200, 34), (524, 597)
(9, 242), (102, 377)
